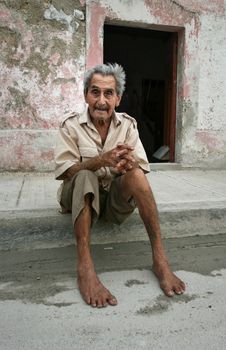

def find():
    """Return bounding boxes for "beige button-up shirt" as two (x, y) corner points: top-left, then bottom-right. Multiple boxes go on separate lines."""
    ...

(55, 106), (150, 191)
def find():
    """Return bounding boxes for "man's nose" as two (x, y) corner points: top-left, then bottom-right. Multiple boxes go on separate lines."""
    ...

(97, 92), (106, 105)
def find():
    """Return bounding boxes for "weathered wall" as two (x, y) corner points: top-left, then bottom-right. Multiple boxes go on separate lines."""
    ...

(0, 0), (85, 171)
(85, 0), (226, 168)
(0, 0), (226, 171)
(181, 8), (226, 167)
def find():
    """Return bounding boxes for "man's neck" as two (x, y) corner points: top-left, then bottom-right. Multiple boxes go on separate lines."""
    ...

(90, 115), (111, 130)
(92, 117), (111, 146)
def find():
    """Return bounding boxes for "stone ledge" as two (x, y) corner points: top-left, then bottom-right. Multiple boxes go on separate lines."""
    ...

(1, 207), (226, 251)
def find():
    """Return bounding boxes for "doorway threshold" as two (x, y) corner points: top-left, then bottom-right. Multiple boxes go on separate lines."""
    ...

(150, 162), (183, 171)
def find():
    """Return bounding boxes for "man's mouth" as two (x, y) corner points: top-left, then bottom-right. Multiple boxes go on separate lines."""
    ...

(95, 107), (108, 112)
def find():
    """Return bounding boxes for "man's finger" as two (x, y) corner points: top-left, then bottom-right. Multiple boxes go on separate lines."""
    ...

(116, 143), (134, 151)
(115, 158), (135, 173)
(116, 149), (132, 157)
(122, 154), (135, 162)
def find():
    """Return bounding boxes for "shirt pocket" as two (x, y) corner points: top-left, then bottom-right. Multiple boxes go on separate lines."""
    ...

(79, 146), (99, 162)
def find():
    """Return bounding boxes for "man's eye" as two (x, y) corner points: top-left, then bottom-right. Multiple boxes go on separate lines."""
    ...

(105, 91), (113, 97)
(91, 90), (99, 96)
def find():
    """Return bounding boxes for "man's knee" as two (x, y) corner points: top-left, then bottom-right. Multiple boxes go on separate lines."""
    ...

(121, 168), (150, 197)
(123, 168), (147, 183)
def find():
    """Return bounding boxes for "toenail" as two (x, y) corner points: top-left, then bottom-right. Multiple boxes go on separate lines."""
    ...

(168, 291), (174, 296)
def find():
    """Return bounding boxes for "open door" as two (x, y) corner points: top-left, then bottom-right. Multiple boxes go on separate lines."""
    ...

(164, 32), (178, 162)
(104, 25), (178, 162)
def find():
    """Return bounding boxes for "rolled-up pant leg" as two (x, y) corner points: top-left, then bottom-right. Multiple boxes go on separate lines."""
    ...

(60, 170), (100, 226)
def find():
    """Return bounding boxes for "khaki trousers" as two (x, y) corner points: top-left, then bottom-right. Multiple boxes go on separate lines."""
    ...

(60, 170), (136, 226)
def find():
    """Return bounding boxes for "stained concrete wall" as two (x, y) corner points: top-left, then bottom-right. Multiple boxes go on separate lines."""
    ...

(0, 0), (85, 171)
(0, 0), (226, 171)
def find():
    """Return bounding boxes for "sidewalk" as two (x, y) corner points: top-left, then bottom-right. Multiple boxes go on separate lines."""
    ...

(1, 167), (226, 349)
(1, 166), (226, 250)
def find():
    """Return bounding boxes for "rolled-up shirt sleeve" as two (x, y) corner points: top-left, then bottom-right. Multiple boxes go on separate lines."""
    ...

(54, 123), (80, 179)
(125, 121), (150, 173)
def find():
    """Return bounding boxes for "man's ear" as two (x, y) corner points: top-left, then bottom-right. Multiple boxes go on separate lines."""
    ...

(116, 95), (122, 107)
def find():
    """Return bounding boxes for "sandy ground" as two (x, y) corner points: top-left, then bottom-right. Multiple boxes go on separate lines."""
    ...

(0, 234), (226, 350)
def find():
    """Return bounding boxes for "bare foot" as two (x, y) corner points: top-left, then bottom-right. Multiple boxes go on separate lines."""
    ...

(152, 261), (186, 297)
(77, 267), (117, 308)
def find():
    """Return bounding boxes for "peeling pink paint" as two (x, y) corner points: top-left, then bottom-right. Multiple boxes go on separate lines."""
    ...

(40, 149), (54, 162)
(144, 0), (202, 39)
(145, 0), (225, 18)
(0, 1), (86, 171)
(0, 131), (55, 171)
(86, 3), (106, 69)
(175, 0), (225, 15)
(15, 20), (26, 33)
(144, 0), (193, 27)
(182, 80), (190, 99)
(178, 44), (191, 98)
(60, 82), (78, 100)
(0, 10), (11, 19)
(48, 53), (61, 66)
(79, 0), (86, 6)
(59, 64), (75, 80)
(184, 43), (193, 64)
(196, 131), (223, 153)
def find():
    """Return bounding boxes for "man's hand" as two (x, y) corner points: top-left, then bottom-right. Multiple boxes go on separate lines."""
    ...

(101, 143), (136, 174)
(63, 143), (136, 180)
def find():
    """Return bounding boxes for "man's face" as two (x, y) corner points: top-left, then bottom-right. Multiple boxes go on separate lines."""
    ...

(85, 74), (121, 123)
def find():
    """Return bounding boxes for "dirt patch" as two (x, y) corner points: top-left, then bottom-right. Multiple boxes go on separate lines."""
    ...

(136, 293), (198, 316)
(125, 279), (148, 287)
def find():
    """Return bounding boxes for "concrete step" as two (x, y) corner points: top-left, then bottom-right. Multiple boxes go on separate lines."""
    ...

(1, 168), (226, 250)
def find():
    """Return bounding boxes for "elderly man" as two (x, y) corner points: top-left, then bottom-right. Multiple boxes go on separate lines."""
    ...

(55, 63), (185, 308)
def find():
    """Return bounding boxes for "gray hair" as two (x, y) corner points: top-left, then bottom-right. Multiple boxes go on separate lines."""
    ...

(83, 63), (126, 96)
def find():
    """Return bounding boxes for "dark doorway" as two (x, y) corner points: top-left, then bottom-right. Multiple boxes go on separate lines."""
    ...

(104, 25), (178, 162)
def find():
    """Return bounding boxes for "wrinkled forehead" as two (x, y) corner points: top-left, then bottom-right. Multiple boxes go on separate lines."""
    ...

(89, 73), (117, 90)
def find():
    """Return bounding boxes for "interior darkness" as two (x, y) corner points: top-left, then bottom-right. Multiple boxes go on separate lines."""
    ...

(104, 25), (171, 162)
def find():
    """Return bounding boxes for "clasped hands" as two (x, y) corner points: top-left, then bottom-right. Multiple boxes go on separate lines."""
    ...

(101, 143), (136, 174)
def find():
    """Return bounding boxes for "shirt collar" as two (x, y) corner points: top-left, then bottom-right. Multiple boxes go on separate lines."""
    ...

(78, 105), (91, 125)
(113, 111), (122, 126)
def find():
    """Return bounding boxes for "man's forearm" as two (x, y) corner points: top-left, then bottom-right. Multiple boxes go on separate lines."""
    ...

(59, 144), (139, 180)
(62, 156), (104, 179)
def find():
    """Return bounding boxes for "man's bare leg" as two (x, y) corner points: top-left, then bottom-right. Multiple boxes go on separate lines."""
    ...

(121, 168), (186, 296)
(75, 193), (117, 307)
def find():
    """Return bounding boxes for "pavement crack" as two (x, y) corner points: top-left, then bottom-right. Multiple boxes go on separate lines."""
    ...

(16, 175), (26, 207)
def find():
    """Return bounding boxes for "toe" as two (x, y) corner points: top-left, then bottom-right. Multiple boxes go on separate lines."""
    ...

(108, 296), (118, 306)
(175, 288), (182, 295)
(84, 295), (91, 305)
(96, 298), (105, 308)
(160, 281), (174, 297)
(175, 281), (186, 295)
(165, 289), (174, 297)
(174, 285), (184, 295)
(90, 298), (97, 307)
